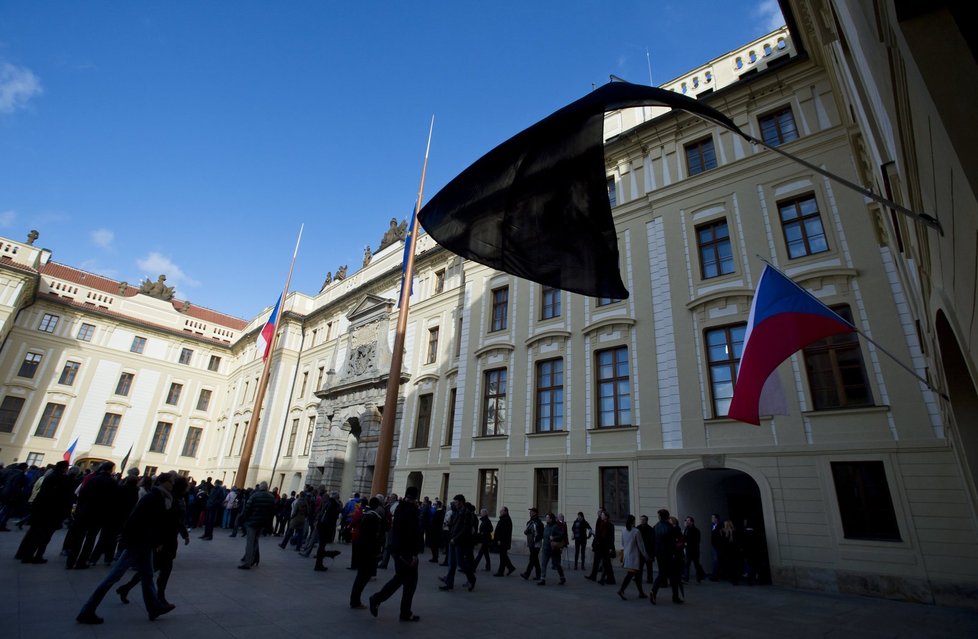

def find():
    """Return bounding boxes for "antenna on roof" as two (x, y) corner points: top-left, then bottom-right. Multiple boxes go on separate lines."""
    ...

(646, 48), (653, 85)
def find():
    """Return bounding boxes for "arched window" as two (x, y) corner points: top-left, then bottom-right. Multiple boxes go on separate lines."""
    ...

(777, 37), (786, 50)
(705, 71), (713, 83)
(692, 77), (699, 88)
(749, 50), (757, 63)
(681, 82), (688, 94)
(735, 57), (743, 70)
(763, 43), (773, 56)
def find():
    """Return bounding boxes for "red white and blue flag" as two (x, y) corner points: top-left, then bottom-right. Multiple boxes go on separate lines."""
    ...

(256, 295), (282, 361)
(727, 265), (855, 425)
(63, 437), (79, 462)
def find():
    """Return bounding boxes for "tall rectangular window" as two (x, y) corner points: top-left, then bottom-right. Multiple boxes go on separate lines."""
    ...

(35, 402), (66, 438)
(165, 382), (183, 405)
(454, 317), (463, 357)
(434, 269), (446, 294)
(535, 358), (564, 432)
(541, 287), (561, 320)
(58, 361), (80, 386)
(300, 372), (308, 397)
(444, 388), (457, 446)
(685, 137), (717, 175)
(706, 324), (746, 417)
(115, 372), (134, 396)
(131, 336), (147, 353)
(490, 287), (508, 332)
(207, 355), (221, 372)
(228, 424), (239, 456)
(181, 427), (203, 457)
(831, 461), (901, 541)
(303, 416), (315, 456)
(759, 105), (799, 146)
(0, 396), (26, 433)
(179, 348), (193, 365)
(600, 466), (630, 523)
(697, 219), (735, 279)
(150, 421), (172, 453)
(414, 393), (433, 448)
(77, 323), (96, 342)
(38, 313), (59, 333)
(426, 327), (439, 364)
(316, 366), (325, 391)
(535, 468), (559, 516)
(482, 368), (507, 436)
(607, 176), (617, 207)
(95, 413), (121, 446)
(804, 305), (872, 410)
(779, 194), (828, 259)
(25, 452), (44, 467)
(596, 347), (630, 428)
(478, 469), (499, 517)
(196, 389), (212, 412)
(143, 465), (158, 478)
(18, 352), (42, 378)
(286, 419), (299, 456)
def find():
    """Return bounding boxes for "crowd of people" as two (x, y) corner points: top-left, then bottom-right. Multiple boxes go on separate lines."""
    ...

(1, 459), (764, 625)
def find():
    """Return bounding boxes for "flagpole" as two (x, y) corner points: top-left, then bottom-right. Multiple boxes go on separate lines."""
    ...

(235, 224), (304, 488)
(755, 256), (948, 400)
(371, 116), (434, 496)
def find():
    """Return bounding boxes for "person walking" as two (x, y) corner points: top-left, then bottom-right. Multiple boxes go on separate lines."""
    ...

(200, 479), (225, 540)
(682, 515), (706, 583)
(237, 481), (276, 569)
(585, 509), (616, 585)
(493, 506), (516, 576)
(368, 486), (423, 622)
(537, 512), (566, 586)
(571, 511), (591, 571)
(439, 495), (477, 591)
(16, 461), (74, 564)
(617, 515), (648, 600)
(350, 497), (384, 608)
(520, 507), (545, 581)
(473, 508), (494, 572)
(650, 509), (683, 605)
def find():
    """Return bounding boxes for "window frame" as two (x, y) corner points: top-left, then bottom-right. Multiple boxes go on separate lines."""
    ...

(426, 327), (439, 364)
(758, 104), (799, 146)
(35, 402), (66, 438)
(131, 336), (147, 354)
(540, 286), (561, 320)
(696, 218), (735, 279)
(434, 269), (446, 294)
(179, 347), (194, 365)
(181, 427), (203, 458)
(165, 382), (183, 406)
(414, 393), (433, 448)
(535, 358), (564, 433)
(115, 372), (134, 396)
(444, 387), (457, 447)
(149, 421), (172, 453)
(600, 466), (630, 524)
(0, 396), (26, 433)
(803, 305), (872, 410)
(207, 355), (221, 372)
(481, 367), (508, 436)
(77, 323), (96, 342)
(831, 460), (901, 541)
(595, 346), (631, 428)
(705, 323), (747, 418)
(196, 388), (212, 412)
(303, 416), (315, 456)
(477, 468), (499, 517)
(685, 136), (718, 176)
(18, 352), (43, 379)
(778, 193), (829, 259)
(286, 418), (299, 456)
(489, 286), (509, 332)
(58, 361), (80, 386)
(38, 313), (59, 333)
(534, 467), (559, 516)
(95, 412), (121, 446)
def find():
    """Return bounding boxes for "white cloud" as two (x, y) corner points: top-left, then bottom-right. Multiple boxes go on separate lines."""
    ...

(91, 228), (114, 249)
(0, 62), (43, 114)
(0, 210), (15, 227)
(754, 0), (785, 32)
(136, 251), (201, 291)
(79, 259), (119, 279)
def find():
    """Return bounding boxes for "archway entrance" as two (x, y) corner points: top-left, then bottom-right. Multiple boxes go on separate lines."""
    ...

(676, 468), (771, 584)
(406, 471), (424, 498)
(936, 311), (978, 496)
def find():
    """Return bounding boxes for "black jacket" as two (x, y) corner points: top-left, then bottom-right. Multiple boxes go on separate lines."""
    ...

(478, 514), (494, 544)
(494, 513), (513, 550)
(122, 487), (171, 553)
(240, 488), (276, 528)
(390, 499), (423, 556)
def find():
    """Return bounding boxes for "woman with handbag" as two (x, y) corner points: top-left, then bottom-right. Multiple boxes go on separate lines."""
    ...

(616, 514), (648, 600)
(537, 512), (566, 586)
(585, 509), (616, 585)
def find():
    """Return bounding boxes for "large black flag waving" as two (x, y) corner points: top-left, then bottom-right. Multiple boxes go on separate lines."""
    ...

(418, 80), (745, 299)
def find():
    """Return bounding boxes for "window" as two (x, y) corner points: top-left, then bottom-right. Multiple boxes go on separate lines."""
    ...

(426, 327), (439, 364)
(779, 194), (828, 258)
(596, 347), (631, 428)
(165, 382), (183, 405)
(131, 336), (147, 353)
(77, 323), (96, 342)
(600, 467), (630, 523)
(239, 422), (248, 455)
(144, 465), (158, 478)
(478, 469), (499, 517)
(831, 461), (901, 541)
(115, 372), (134, 396)
(18, 352), (42, 378)
(95, 413), (121, 446)
(207, 355), (221, 372)
(35, 402), (65, 438)
(763, 43), (773, 57)
(303, 416), (315, 456)
(735, 57), (744, 69)
(597, 296), (622, 307)
(38, 313), (59, 333)
(58, 361), (80, 386)
(316, 366), (325, 391)
(179, 348), (193, 365)
(149, 421), (172, 453)
(180, 426), (204, 457)
(482, 368), (507, 436)
(326, 321), (334, 341)
(541, 287), (561, 320)
(685, 137), (717, 176)
(300, 372), (308, 397)
(242, 381), (249, 404)
(286, 419), (299, 456)
(444, 388), (457, 446)
(311, 329), (319, 345)
(228, 424), (239, 456)
(196, 389), (212, 412)
(804, 305), (872, 410)
(759, 106), (799, 147)
(705, 71), (713, 83)
(413, 394), (433, 448)
(454, 317), (463, 357)
(706, 324), (746, 417)
(434, 269), (446, 294)
(777, 37), (786, 50)
(0, 396), (26, 433)
(490, 287), (508, 332)
(697, 219), (735, 279)
(535, 358), (564, 432)
(749, 50), (757, 63)
(607, 176), (617, 207)
(25, 452), (44, 467)
(535, 468), (559, 516)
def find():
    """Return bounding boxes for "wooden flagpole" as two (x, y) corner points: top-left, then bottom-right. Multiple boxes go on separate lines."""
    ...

(235, 224), (304, 488)
(371, 116), (434, 495)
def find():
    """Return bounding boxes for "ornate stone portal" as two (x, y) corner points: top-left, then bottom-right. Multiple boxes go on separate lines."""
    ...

(306, 294), (409, 496)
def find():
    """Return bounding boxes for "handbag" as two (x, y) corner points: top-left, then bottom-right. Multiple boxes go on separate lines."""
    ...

(550, 540), (563, 550)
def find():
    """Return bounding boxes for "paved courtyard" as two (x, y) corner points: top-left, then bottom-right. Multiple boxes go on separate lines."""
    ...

(2, 526), (975, 638)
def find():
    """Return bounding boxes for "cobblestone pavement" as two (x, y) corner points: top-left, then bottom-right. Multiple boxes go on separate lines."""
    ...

(2, 526), (975, 638)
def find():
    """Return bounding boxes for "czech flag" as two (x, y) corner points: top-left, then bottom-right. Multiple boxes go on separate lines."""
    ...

(398, 213), (416, 308)
(256, 295), (282, 361)
(727, 265), (855, 425)
(63, 437), (79, 462)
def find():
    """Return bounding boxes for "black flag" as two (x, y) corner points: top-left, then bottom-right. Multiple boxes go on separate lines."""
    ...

(418, 80), (745, 299)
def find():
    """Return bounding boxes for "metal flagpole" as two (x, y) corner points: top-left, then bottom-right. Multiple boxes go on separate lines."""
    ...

(235, 224), (304, 488)
(371, 116), (434, 495)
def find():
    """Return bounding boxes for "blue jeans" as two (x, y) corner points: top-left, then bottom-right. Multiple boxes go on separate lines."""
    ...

(78, 548), (165, 617)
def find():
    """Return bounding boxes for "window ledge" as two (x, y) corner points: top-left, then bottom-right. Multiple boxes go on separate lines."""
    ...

(588, 425), (638, 433)
(473, 434), (508, 441)
(802, 405), (888, 419)
(527, 430), (568, 438)
(408, 446), (431, 451)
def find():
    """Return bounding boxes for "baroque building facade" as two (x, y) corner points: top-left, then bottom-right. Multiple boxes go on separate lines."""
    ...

(0, 14), (975, 607)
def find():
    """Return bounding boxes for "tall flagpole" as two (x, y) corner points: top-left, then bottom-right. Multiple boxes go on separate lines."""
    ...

(372, 116), (434, 495)
(236, 224), (304, 488)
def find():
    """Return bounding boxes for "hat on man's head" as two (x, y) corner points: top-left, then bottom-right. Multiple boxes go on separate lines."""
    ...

(404, 486), (419, 500)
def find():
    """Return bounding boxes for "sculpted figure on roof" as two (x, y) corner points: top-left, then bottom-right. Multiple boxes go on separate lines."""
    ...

(335, 265), (348, 281)
(26, 230), (39, 245)
(139, 274), (175, 301)
(362, 245), (372, 268)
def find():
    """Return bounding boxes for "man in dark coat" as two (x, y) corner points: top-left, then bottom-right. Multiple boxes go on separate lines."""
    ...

(0, 462), (28, 530)
(349, 497), (384, 607)
(637, 514), (656, 584)
(369, 486), (423, 622)
(521, 507), (545, 581)
(683, 515), (705, 583)
(237, 481), (276, 569)
(16, 461), (74, 563)
(650, 509), (683, 605)
(427, 500), (445, 563)
(66, 461), (116, 569)
(473, 508), (494, 572)
(76, 472), (177, 624)
(200, 479), (226, 539)
(313, 490), (343, 571)
(493, 505), (516, 576)
(440, 494), (477, 591)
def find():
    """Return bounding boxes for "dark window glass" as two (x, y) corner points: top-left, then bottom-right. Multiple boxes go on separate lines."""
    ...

(95, 413), (121, 446)
(535, 468), (559, 516)
(77, 323), (96, 342)
(38, 313), (59, 333)
(181, 427), (203, 457)
(35, 402), (65, 438)
(165, 383), (183, 406)
(535, 358), (564, 432)
(596, 347), (630, 427)
(149, 422), (172, 453)
(831, 461), (901, 541)
(706, 324), (747, 417)
(482, 368), (507, 436)
(804, 305), (872, 410)
(58, 361), (80, 386)
(196, 389), (212, 411)
(0, 396), (26, 433)
(600, 467), (630, 523)
(286, 419), (299, 456)
(18, 352), (42, 378)
(444, 388), (457, 447)
(414, 393), (433, 448)
(541, 286), (561, 320)
(208, 355), (221, 372)
(685, 137), (717, 176)
(478, 469), (499, 517)
(115, 372), (134, 396)
(697, 219), (735, 279)
(131, 336), (146, 353)
(490, 287), (508, 332)
(760, 106), (798, 147)
(779, 194), (828, 258)
(426, 327), (439, 364)
(179, 348), (193, 365)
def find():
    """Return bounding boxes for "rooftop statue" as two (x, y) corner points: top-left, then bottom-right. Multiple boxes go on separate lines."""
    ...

(138, 274), (175, 301)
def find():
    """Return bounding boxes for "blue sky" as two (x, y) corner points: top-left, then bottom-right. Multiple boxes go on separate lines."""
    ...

(0, 1), (784, 321)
